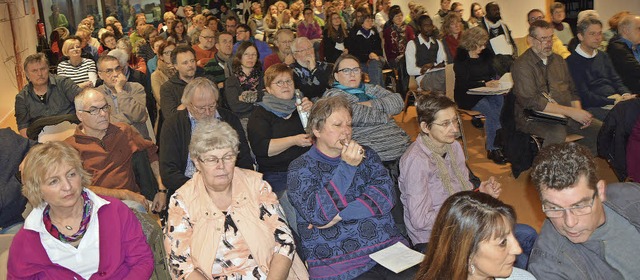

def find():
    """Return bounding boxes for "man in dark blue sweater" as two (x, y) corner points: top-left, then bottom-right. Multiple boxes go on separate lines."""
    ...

(566, 17), (636, 121)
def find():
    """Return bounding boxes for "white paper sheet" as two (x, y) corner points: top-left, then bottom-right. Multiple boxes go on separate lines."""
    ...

(369, 242), (424, 273)
(468, 73), (513, 95)
(489, 34), (513, 55)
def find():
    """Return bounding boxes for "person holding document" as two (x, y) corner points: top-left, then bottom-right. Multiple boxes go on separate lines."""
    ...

(512, 20), (601, 154)
(454, 26), (507, 164)
(405, 14), (448, 94)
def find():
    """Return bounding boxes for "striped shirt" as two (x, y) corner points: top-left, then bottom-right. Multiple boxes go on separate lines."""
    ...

(56, 58), (97, 85)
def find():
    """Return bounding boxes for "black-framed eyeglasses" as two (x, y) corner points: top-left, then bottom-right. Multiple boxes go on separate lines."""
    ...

(542, 192), (598, 218)
(79, 104), (111, 115)
(337, 67), (361, 75)
(431, 117), (460, 129)
(531, 35), (553, 44)
(198, 154), (237, 166)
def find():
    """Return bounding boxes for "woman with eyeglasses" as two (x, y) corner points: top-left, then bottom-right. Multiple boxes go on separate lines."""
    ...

(415, 191), (536, 280)
(247, 64), (312, 197)
(287, 96), (414, 279)
(399, 94), (537, 268)
(164, 119), (308, 280)
(150, 40), (176, 132)
(225, 41), (265, 131)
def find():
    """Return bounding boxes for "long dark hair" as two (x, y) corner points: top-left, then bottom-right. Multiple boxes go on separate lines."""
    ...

(416, 191), (516, 280)
(232, 41), (262, 72)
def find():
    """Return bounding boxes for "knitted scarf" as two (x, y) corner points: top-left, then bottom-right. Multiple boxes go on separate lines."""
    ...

(258, 93), (297, 118)
(157, 59), (177, 79)
(421, 134), (472, 195)
(332, 82), (374, 102)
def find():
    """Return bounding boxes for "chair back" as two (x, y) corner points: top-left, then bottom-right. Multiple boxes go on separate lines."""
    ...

(445, 63), (455, 101)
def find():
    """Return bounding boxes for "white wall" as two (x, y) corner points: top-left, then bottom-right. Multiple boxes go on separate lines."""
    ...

(0, 0), (39, 127)
(595, 0), (640, 30)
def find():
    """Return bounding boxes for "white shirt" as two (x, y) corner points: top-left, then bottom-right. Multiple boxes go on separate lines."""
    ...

(404, 35), (447, 77)
(575, 43), (598, 59)
(374, 11), (388, 33)
(24, 188), (110, 279)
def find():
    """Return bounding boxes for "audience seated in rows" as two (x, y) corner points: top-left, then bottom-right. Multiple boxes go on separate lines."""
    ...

(291, 37), (333, 101)
(232, 24), (272, 64)
(514, 9), (570, 59)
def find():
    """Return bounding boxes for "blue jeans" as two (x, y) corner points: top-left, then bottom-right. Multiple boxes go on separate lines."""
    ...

(514, 223), (538, 269)
(0, 222), (23, 234)
(262, 171), (288, 194)
(361, 59), (384, 87)
(471, 95), (504, 150)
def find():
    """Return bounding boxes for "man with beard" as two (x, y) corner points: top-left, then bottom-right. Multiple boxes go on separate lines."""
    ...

(160, 45), (213, 119)
(512, 20), (601, 154)
(193, 28), (217, 67)
(480, 2), (518, 75)
(159, 77), (254, 197)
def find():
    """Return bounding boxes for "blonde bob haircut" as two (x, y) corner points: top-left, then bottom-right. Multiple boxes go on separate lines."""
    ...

(21, 141), (92, 207)
(61, 37), (81, 57)
(189, 119), (240, 160)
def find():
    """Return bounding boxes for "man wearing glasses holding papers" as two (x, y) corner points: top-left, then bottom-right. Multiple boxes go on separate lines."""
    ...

(528, 142), (640, 279)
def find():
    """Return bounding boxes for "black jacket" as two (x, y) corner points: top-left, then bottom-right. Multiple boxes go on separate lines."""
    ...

(597, 99), (640, 180)
(607, 40), (640, 93)
(159, 68), (212, 120)
(159, 109), (254, 196)
(345, 27), (383, 64)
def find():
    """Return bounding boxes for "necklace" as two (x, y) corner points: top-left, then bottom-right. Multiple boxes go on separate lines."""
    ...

(36, 93), (46, 102)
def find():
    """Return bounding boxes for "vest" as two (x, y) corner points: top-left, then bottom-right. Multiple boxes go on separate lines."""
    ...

(415, 37), (439, 67)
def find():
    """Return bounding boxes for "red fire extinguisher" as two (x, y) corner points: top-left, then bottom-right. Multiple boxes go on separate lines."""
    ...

(37, 19), (45, 38)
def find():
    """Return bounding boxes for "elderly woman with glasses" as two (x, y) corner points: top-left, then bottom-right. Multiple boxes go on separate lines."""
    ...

(247, 64), (313, 196)
(165, 119), (308, 280)
(7, 141), (154, 279)
(399, 94), (537, 268)
(287, 96), (413, 279)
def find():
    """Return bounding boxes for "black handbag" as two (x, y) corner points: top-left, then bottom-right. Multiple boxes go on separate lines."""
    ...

(524, 109), (568, 125)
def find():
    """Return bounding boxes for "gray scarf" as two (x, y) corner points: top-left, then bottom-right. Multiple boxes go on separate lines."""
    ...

(258, 93), (297, 118)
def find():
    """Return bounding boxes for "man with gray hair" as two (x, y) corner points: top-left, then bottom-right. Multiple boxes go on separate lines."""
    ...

(512, 20), (601, 154)
(607, 15), (640, 93)
(263, 28), (296, 70)
(15, 53), (82, 137)
(290, 37), (333, 100)
(65, 89), (167, 213)
(528, 142), (640, 279)
(95, 55), (151, 139)
(566, 16), (636, 121)
(159, 77), (254, 197)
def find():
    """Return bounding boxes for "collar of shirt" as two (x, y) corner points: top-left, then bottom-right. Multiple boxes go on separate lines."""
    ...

(575, 44), (597, 59)
(418, 35), (436, 47)
(356, 29), (374, 39)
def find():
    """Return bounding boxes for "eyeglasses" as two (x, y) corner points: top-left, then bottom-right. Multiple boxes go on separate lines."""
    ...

(454, 9), (464, 13)
(542, 192), (597, 218)
(272, 79), (294, 87)
(337, 67), (361, 75)
(192, 103), (216, 114)
(529, 15), (544, 22)
(200, 35), (215, 40)
(198, 154), (237, 166)
(294, 47), (313, 53)
(163, 50), (174, 56)
(532, 35), (553, 44)
(79, 104), (111, 115)
(99, 66), (123, 75)
(431, 117), (460, 128)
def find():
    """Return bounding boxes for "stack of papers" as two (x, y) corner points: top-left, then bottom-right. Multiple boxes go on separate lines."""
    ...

(467, 73), (513, 95)
(369, 242), (424, 273)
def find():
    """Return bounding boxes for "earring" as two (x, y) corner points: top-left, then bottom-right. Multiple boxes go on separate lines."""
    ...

(470, 264), (476, 275)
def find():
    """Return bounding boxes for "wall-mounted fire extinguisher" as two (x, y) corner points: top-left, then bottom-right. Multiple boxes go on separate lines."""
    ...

(37, 19), (45, 38)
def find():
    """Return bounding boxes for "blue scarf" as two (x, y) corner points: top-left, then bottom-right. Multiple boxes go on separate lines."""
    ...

(332, 82), (375, 102)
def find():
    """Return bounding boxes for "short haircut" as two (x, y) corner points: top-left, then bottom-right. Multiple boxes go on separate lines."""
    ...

(307, 95), (352, 139)
(107, 49), (128, 67)
(74, 88), (106, 111)
(181, 77), (220, 106)
(226, 15), (239, 24)
(528, 20), (552, 38)
(141, 24), (157, 40)
(100, 31), (115, 43)
(330, 54), (361, 84)
(61, 36), (81, 57)
(550, 1), (565, 13)
(291, 36), (311, 53)
(97, 55), (120, 70)
(527, 9), (544, 21)
(189, 119), (240, 159)
(164, 11), (175, 21)
(21, 141), (92, 207)
(619, 15), (640, 35)
(415, 93), (457, 128)
(417, 191), (516, 279)
(459, 26), (489, 52)
(576, 16), (602, 35)
(171, 44), (196, 65)
(116, 37), (132, 51)
(417, 14), (433, 27)
(303, 7), (313, 14)
(264, 63), (293, 87)
(216, 31), (233, 43)
(158, 40), (177, 57)
(531, 142), (598, 193)
(23, 52), (49, 72)
(236, 23), (252, 36)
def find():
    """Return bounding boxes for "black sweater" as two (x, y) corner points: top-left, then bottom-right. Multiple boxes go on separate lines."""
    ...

(453, 48), (497, 110)
(607, 40), (640, 93)
(345, 27), (383, 63)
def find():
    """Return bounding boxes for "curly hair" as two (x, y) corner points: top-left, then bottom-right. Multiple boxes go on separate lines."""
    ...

(459, 26), (489, 51)
(441, 13), (462, 37)
(531, 142), (598, 193)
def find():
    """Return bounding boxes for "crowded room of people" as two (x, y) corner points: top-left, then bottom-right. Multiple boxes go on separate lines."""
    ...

(2, 0), (640, 279)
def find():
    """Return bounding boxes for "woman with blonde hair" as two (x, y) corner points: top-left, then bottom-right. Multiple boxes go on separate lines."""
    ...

(322, 12), (349, 63)
(415, 191), (535, 280)
(277, 9), (297, 30)
(8, 141), (154, 278)
(442, 12), (463, 61)
(57, 36), (97, 88)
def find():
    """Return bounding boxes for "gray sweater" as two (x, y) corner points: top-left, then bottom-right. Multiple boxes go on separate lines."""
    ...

(324, 84), (409, 161)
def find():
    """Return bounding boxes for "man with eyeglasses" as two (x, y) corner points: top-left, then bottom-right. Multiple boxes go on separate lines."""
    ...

(232, 24), (273, 65)
(263, 29), (296, 70)
(204, 32), (235, 89)
(512, 20), (601, 154)
(528, 142), (640, 279)
(160, 77), (254, 198)
(193, 28), (217, 68)
(224, 15), (239, 42)
(15, 53), (82, 138)
(65, 89), (167, 214)
(514, 9), (570, 59)
(95, 55), (151, 140)
(290, 37), (333, 100)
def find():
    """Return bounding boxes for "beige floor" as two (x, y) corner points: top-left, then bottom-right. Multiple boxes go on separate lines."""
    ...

(394, 107), (619, 232)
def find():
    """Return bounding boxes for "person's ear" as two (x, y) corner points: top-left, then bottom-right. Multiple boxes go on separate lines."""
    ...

(420, 121), (430, 134)
(596, 180), (607, 202)
(577, 32), (584, 43)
